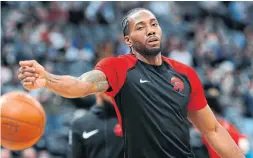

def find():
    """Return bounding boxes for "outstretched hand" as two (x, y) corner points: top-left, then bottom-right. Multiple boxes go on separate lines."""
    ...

(18, 60), (48, 90)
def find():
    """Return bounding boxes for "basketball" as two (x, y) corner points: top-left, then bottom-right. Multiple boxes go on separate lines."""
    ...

(0, 91), (46, 151)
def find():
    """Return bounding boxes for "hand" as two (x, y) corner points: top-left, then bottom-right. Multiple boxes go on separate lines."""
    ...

(18, 60), (48, 90)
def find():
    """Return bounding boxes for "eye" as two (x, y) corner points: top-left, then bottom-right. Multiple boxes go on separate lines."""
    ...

(152, 23), (158, 27)
(136, 26), (144, 30)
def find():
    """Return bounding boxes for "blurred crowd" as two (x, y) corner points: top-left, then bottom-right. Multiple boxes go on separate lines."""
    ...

(1, 1), (253, 158)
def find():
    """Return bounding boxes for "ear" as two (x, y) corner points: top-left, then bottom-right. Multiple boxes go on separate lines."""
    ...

(124, 36), (132, 47)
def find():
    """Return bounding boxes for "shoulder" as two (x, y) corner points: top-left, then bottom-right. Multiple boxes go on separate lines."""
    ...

(96, 54), (137, 70)
(162, 56), (196, 77)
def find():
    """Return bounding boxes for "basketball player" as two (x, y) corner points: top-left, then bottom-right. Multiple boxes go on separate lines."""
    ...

(69, 92), (124, 158)
(18, 8), (245, 158)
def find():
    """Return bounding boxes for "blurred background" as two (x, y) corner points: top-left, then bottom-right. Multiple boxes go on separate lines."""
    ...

(1, 1), (253, 158)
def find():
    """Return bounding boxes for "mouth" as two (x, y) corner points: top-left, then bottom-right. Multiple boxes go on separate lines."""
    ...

(147, 37), (160, 44)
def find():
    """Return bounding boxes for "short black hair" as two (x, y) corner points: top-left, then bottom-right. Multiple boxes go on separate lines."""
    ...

(121, 8), (149, 36)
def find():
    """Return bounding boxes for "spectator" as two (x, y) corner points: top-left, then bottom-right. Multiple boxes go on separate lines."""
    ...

(21, 148), (37, 158)
(168, 36), (193, 66)
(1, 148), (12, 158)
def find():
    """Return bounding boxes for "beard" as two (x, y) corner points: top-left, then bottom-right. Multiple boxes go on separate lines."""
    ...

(132, 41), (161, 56)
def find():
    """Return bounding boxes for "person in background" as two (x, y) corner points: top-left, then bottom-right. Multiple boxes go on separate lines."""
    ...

(69, 92), (124, 158)
(1, 148), (12, 158)
(168, 36), (193, 66)
(21, 148), (37, 158)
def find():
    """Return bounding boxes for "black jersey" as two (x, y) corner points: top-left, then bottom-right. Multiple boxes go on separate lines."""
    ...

(95, 54), (207, 158)
(70, 105), (124, 158)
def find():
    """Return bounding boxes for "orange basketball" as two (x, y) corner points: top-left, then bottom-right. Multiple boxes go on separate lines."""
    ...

(0, 91), (46, 151)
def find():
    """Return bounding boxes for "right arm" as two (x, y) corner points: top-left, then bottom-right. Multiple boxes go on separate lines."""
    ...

(45, 70), (109, 98)
(18, 58), (124, 98)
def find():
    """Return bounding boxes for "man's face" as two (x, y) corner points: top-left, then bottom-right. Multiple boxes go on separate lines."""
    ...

(124, 10), (162, 56)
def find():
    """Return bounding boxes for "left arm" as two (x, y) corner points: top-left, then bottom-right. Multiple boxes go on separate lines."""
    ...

(188, 105), (245, 158)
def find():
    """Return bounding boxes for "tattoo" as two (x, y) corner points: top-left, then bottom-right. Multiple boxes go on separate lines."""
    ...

(44, 70), (109, 97)
(78, 70), (109, 92)
(47, 74), (61, 83)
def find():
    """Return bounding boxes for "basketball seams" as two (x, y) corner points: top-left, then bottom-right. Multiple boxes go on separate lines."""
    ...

(2, 135), (41, 142)
(1, 116), (42, 128)
(1, 92), (45, 150)
(2, 94), (46, 127)
(1, 117), (43, 142)
(14, 97), (46, 128)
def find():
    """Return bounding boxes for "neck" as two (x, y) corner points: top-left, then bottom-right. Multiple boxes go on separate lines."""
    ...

(133, 51), (162, 66)
(134, 52), (162, 66)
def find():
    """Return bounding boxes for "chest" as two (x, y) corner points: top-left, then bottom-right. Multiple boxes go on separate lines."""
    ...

(122, 62), (191, 109)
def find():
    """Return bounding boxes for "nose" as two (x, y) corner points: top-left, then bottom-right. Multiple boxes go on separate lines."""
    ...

(146, 26), (156, 36)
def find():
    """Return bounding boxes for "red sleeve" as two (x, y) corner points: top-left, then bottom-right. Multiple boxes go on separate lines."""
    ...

(187, 67), (207, 111)
(94, 57), (127, 97)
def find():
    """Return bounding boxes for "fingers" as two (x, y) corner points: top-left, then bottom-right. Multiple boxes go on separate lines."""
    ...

(19, 60), (36, 67)
(19, 66), (35, 73)
(21, 77), (36, 90)
(22, 83), (34, 91)
(19, 60), (46, 77)
(22, 77), (36, 83)
(18, 72), (39, 80)
(23, 82), (33, 86)
(18, 73), (25, 80)
(24, 72), (38, 77)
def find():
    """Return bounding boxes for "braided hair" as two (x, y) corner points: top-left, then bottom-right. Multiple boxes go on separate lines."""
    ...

(121, 8), (149, 36)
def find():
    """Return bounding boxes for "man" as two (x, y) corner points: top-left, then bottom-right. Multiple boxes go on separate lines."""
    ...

(18, 8), (244, 158)
(69, 92), (124, 158)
